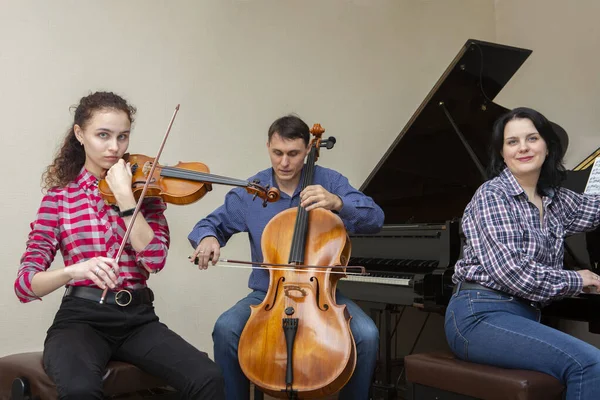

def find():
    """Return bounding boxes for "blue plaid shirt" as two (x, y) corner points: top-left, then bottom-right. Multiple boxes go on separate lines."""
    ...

(188, 165), (384, 292)
(453, 168), (600, 304)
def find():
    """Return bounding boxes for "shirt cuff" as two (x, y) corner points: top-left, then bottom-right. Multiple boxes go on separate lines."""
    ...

(15, 271), (42, 303)
(135, 236), (167, 273)
(561, 270), (584, 297)
(337, 197), (358, 220)
(188, 230), (221, 249)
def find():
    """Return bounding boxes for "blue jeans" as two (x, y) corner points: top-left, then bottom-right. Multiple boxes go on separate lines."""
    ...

(444, 283), (600, 400)
(213, 290), (379, 400)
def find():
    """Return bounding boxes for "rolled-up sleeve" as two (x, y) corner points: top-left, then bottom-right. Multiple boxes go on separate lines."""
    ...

(16, 192), (60, 303)
(468, 190), (583, 302)
(136, 198), (169, 273)
(559, 188), (600, 235)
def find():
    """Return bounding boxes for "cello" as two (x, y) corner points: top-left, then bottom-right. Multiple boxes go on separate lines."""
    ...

(237, 124), (356, 399)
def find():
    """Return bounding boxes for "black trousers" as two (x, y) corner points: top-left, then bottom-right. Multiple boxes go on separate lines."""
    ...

(43, 293), (225, 400)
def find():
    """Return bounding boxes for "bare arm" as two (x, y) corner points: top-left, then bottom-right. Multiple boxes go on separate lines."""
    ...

(30, 257), (120, 297)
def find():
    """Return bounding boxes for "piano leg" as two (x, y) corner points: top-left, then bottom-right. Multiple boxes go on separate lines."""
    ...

(367, 302), (397, 400)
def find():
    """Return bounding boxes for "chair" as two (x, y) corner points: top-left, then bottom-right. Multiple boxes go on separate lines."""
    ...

(404, 352), (564, 400)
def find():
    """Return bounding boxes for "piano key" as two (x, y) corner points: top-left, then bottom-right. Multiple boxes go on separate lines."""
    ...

(341, 275), (411, 287)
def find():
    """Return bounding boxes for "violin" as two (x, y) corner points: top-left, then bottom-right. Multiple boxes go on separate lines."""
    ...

(98, 104), (279, 304)
(237, 124), (355, 399)
(98, 153), (280, 207)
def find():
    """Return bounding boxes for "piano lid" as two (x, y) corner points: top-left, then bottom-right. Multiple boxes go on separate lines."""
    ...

(362, 39), (566, 225)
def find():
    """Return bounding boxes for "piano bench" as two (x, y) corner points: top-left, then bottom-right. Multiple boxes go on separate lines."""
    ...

(404, 352), (564, 400)
(0, 351), (177, 400)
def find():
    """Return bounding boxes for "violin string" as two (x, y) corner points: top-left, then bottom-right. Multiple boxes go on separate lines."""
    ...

(161, 166), (246, 184)
(160, 166), (249, 187)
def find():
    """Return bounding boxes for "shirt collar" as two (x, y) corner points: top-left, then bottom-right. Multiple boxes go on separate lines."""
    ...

(498, 167), (556, 199)
(269, 166), (307, 198)
(76, 167), (99, 192)
(498, 168), (524, 197)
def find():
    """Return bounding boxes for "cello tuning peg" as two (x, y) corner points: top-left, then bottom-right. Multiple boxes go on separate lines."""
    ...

(319, 136), (336, 150)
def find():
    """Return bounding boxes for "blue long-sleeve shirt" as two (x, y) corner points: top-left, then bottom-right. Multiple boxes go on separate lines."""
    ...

(188, 165), (385, 292)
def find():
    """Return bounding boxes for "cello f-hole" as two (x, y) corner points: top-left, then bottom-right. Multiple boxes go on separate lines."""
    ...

(264, 276), (285, 311)
(310, 276), (329, 311)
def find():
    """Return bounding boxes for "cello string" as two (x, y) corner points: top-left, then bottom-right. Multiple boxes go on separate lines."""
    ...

(292, 142), (316, 259)
(292, 142), (314, 259)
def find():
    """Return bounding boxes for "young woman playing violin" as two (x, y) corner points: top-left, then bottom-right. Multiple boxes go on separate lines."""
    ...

(15, 91), (225, 399)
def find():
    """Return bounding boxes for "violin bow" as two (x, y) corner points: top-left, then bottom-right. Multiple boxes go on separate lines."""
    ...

(100, 104), (180, 304)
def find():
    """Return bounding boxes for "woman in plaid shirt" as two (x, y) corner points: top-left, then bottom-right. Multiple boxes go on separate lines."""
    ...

(445, 107), (600, 400)
(16, 92), (224, 399)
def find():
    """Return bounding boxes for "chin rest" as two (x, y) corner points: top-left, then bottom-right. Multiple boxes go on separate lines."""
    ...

(0, 352), (176, 400)
(405, 352), (564, 400)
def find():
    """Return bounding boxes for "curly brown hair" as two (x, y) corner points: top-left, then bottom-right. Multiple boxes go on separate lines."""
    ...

(42, 91), (137, 189)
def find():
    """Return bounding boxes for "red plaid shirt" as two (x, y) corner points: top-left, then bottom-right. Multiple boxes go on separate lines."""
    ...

(16, 168), (170, 303)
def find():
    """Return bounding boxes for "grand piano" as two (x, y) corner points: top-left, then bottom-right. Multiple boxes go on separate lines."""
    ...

(337, 39), (600, 393)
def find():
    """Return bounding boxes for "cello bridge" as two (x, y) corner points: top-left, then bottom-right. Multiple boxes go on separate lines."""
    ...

(283, 284), (307, 299)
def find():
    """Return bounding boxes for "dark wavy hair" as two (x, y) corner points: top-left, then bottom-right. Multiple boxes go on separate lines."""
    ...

(488, 107), (566, 191)
(42, 91), (136, 189)
(268, 114), (310, 146)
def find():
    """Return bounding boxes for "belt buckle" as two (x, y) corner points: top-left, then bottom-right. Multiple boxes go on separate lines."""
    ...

(115, 289), (132, 307)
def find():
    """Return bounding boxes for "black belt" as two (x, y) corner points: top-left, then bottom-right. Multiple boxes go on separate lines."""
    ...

(453, 281), (540, 309)
(64, 286), (153, 307)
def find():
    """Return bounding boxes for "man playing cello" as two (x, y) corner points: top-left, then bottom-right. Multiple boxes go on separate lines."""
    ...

(188, 115), (384, 399)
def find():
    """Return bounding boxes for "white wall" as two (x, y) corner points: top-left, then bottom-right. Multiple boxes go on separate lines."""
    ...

(494, 0), (600, 168)
(0, 0), (496, 357)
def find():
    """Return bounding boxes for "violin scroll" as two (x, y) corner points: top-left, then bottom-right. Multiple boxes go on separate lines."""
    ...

(247, 180), (280, 207)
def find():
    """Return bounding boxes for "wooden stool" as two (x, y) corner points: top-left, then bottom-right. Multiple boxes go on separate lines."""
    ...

(405, 352), (564, 400)
(0, 352), (177, 400)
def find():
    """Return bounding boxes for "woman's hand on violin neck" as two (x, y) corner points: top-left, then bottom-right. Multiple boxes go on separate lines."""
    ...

(300, 185), (343, 212)
(191, 236), (221, 270)
(65, 257), (120, 290)
(105, 159), (136, 208)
